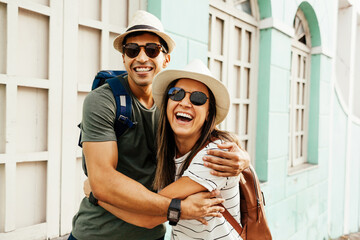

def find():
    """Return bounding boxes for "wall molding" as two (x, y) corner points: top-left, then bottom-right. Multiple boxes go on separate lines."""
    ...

(259, 17), (294, 37)
(311, 46), (333, 58)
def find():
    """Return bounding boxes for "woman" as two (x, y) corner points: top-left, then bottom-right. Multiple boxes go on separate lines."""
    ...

(87, 59), (242, 239)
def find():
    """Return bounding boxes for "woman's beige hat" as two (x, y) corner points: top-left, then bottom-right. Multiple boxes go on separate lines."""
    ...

(113, 10), (175, 54)
(152, 59), (230, 125)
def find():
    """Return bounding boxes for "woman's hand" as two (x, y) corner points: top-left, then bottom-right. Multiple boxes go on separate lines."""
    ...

(203, 142), (250, 177)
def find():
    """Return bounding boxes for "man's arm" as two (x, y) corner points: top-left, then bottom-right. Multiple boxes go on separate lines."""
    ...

(84, 141), (170, 216)
(84, 141), (224, 218)
(84, 176), (225, 229)
(203, 141), (250, 177)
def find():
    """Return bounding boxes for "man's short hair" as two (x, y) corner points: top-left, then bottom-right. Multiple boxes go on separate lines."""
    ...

(122, 31), (169, 53)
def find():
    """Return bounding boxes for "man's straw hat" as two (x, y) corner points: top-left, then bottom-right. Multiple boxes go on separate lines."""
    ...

(113, 10), (175, 54)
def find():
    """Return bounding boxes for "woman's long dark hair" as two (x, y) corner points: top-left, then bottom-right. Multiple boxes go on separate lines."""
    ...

(153, 79), (237, 190)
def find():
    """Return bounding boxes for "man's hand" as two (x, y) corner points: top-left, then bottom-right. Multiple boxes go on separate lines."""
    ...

(181, 190), (225, 225)
(83, 178), (91, 198)
(203, 142), (250, 177)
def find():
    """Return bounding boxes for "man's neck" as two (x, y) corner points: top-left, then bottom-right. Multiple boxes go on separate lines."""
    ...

(128, 77), (154, 109)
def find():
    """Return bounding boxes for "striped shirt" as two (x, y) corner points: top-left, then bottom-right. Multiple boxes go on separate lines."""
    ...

(172, 140), (242, 240)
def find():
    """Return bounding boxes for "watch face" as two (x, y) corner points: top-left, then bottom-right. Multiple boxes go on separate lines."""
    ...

(169, 209), (180, 220)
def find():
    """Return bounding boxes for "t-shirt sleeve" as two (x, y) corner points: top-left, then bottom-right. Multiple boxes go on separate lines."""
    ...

(182, 140), (239, 191)
(81, 85), (117, 142)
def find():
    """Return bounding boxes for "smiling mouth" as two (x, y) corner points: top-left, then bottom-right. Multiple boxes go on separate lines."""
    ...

(176, 112), (193, 122)
(134, 67), (152, 72)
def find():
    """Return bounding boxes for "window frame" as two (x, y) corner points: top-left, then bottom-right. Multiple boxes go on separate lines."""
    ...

(288, 9), (312, 169)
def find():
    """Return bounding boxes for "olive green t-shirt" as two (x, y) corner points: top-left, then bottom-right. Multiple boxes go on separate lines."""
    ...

(72, 76), (165, 240)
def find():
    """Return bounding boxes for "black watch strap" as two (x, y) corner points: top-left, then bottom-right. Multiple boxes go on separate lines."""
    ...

(89, 192), (99, 206)
(167, 199), (181, 226)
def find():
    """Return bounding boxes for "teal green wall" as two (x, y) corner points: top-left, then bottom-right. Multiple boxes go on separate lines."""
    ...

(148, 0), (209, 69)
(148, 0), (360, 239)
(256, 1), (333, 240)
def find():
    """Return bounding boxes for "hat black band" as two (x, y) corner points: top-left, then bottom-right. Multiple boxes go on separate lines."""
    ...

(126, 24), (160, 32)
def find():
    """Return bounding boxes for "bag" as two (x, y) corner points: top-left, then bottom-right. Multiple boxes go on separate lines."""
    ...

(221, 165), (272, 240)
(78, 70), (137, 175)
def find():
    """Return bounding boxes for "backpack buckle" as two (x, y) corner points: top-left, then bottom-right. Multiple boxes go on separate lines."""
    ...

(118, 115), (136, 128)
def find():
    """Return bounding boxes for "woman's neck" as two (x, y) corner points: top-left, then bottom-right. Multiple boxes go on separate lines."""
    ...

(174, 135), (199, 158)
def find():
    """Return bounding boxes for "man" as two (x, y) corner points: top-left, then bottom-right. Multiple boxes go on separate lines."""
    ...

(70, 10), (249, 240)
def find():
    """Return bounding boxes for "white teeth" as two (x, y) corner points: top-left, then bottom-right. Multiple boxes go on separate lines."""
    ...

(135, 67), (151, 72)
(176, 112), (193, 120)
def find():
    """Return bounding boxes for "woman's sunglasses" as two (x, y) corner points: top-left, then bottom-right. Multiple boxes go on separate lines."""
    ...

(122, 43), (167, 58)
(168, 87), (208, 106)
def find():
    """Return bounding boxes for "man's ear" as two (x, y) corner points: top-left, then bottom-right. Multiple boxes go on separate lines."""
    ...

(163, 54), (170, 68)
(122, 54), (125, 63)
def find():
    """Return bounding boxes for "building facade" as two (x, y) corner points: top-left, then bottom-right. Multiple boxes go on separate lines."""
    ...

(0, 0), (359, 239)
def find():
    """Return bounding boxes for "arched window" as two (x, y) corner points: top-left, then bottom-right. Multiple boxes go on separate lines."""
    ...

(289, 9), (311, 168)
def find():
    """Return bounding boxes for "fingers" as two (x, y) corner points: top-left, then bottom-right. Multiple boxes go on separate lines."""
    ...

(196, 218), (209, 225)
(209, 189), (220, 197)
(216, 142), (238, 151)
(204, 154), (241, 171)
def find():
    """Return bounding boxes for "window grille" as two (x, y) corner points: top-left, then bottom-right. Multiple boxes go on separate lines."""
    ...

(289, 9), (311, 168)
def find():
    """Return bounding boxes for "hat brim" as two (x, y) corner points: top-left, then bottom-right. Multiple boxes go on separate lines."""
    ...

(113, 29), (175, 54)
(152, 70), (230, 125)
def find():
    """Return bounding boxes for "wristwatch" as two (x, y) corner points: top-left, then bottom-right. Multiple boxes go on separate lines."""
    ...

(167, 199), (181, 226)
(89, 192), (99, 206)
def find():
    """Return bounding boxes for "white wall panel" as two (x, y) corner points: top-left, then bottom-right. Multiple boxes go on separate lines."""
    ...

(109, 0), (128, 26)
(109, 32), (125, 70)
(0, 3), (6, 74)
(0, 85), (5, 153)
(17, 9), (49, 79)
(79, 0), (101, 21)
(77, 92), (87, 123)
(77, 26), (101, 84)
(0, 0), (144, 238)
(76, 157), (87, 204)
(29, 0), (49, 6)
(16, 87), (48, 153)
(16, 162), (47, 229)
(0, 164), (4, 232)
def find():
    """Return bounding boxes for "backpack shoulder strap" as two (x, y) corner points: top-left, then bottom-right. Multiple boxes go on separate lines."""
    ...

(106, 75), (136, 137)
(220, 203), (243, 236)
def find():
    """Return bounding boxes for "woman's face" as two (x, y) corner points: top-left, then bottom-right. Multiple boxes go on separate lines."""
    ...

(166, 78), (210, 141)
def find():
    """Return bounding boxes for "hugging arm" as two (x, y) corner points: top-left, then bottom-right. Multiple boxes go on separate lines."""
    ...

(84, 141), (173, 216)
(203, 140), (250, 177)
(85, 176), (225, 229)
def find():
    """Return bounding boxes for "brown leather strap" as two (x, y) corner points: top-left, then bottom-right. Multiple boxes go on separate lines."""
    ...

(220, 203), (243, 236)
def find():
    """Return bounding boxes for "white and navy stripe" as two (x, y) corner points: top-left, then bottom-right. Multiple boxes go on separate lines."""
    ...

(172, 140), (242, 240)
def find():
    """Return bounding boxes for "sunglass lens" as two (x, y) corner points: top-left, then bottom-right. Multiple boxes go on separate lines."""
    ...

(124, 43), (140, 58)
(190, 92), (208, 105)
(145, 44), (160, 58)
(168, 87), (185, 101)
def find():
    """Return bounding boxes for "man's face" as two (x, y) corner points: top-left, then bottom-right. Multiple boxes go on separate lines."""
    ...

(122, 33), (170, 87)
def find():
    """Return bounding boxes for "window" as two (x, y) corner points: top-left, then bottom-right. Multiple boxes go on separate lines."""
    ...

(288, 9), (311, 168)
(208, 0), (258, 161)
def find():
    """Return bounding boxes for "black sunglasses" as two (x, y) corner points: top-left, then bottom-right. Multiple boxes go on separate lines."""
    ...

(122, 43), (167, 58)
(168, 87), (208, 106)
